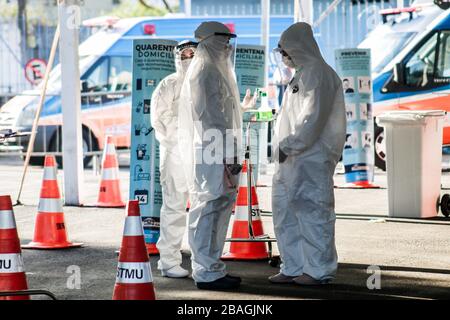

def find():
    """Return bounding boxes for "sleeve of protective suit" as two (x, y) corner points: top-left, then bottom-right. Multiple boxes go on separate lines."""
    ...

(279, 67), (336, 156)
(150, 76), (175, 148)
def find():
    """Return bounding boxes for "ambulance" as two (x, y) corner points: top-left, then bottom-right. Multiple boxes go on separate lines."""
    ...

(359, 0), (450, 170)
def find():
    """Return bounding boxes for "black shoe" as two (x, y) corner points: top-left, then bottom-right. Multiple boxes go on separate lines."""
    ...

(225, 274), (242, 283)
(196, 276), (241, 290)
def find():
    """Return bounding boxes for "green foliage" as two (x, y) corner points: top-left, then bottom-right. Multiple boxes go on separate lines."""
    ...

(0, 3), (18, 19)
(107, 1), (167, 18)
(0, 2), (56, 25)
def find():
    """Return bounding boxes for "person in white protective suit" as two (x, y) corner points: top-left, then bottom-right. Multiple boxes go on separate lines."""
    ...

(269, 22), (346, 285)
(178, 21), (244, 290)
(150, 40), (198, 278)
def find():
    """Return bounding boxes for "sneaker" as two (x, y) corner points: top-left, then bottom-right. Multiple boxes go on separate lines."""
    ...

(293, 274), (331, 286)
(196, 276), (241, 290)
(268, 273), (298, 284)
(161, 265), (189, 278)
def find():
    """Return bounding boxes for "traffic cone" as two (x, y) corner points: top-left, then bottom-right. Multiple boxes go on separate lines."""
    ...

(0, 195), (29, 300)
(222, 160), (269, 260)
(97, 135), (125, 207)
(22, 155), (82, 249)
(113, 200), (156, 300)
(338, 181), (380, 189)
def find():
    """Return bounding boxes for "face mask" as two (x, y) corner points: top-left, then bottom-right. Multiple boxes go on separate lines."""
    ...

(180, 59), (192, 72)
(282, 55), (296, 69)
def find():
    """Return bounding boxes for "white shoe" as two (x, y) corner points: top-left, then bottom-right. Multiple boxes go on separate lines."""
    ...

(161, 265), (189, 278)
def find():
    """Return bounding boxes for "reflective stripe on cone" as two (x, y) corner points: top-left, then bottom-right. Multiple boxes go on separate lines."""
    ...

(0, 210), (16, 229)
(38, 198), (63, 213)
(123, 216), (144, 236)
(0, 253), (25, 273)
(115, 262), (153, 284)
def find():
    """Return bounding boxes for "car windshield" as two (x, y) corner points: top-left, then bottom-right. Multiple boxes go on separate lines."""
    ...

(359, 31), (416, 74)
(42, 55), (97, 89)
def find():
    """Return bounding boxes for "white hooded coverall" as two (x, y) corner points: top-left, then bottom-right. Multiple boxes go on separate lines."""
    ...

(151, 46), (192, 272)
(178, 22), (243, 283)
(272, 22), (347, 281)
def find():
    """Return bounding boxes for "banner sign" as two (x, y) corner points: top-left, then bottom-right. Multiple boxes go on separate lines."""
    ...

(235, 44), (266, 181)
(130, 39), (177, 247)
(335, 49), (374, 183)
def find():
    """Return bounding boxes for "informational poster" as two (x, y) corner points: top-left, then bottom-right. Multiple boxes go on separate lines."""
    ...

(130, 39), (177, 250)
(335, 49), (374, 184)
(235, 44), (266, 182)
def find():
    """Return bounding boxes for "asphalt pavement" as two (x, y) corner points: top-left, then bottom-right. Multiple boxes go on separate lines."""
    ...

(0, 156), (449, 300)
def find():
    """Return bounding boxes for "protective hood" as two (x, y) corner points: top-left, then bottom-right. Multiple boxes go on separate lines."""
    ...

(278, 22), (325, 68)
(175, 40), (197, 75)
(178, 21), (242, 200)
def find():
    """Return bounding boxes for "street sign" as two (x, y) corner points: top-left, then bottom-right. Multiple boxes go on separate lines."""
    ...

(24, 58), (47, 86)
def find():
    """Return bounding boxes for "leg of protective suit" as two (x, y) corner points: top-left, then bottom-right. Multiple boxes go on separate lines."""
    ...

(295, 156), (338, 281)
(272, 167), (304, 277)
(157, 183), (189, 271)
(189, 192), (236, 283)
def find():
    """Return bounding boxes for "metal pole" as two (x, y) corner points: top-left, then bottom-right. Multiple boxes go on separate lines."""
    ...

(246, 123), (254, 239)
(397, 0), (405, 8)
(261, 0), (270, 87)
(58, 0), (84, 206)
(184, 0), (192, 16)
(294, 0), (314, 25)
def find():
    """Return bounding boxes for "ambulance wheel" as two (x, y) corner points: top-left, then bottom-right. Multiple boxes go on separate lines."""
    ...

(269, 256), (280, 268)
(29, 156), (44, 166)
(374, 123), (386, 171)
(440, 194), (450, 218)
(49, 127), (98, 168)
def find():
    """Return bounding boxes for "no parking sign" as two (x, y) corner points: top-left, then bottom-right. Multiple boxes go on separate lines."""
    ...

(24, 58), (47, 86)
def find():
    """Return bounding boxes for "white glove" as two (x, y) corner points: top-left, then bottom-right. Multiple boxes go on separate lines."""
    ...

(241, 88), (257, 111)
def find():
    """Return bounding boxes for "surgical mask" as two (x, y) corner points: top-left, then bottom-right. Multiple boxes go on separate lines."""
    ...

(180, 59), (192, 72)
(282, 55), (296, 69)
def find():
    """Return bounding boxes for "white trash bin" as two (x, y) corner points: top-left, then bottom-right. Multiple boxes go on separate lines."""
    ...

(376, 110), (445, 218)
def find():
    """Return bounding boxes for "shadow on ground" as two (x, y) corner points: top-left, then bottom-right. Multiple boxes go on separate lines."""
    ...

(20, 244), (450, 300)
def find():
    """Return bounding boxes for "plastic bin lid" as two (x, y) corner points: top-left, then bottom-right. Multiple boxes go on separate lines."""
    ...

(376, 110), (445, 126)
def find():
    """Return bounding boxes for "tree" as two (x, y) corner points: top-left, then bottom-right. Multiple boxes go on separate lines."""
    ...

(139, 0), (173, 13)
(107, 1), (168, 18)
(17, 0), (29, 64)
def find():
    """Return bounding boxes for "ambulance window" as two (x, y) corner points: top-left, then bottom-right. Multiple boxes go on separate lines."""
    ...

(109, 56), (132, 92)
(82, 57), (109, 93)
(436, 31), (450, 78)
(404, 33), (438, 88)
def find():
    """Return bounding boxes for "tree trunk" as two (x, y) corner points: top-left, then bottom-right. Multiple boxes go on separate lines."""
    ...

(17, 0), (28, 65)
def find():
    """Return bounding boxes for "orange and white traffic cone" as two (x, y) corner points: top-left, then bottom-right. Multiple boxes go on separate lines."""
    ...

(97, 136), (125, 208)
(222, 160), (269, 260)
(0, 195), (29, 300)
(22, 155), (82, 250)
(338, 180), (380, 189)
(113, 200), (156, 300)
